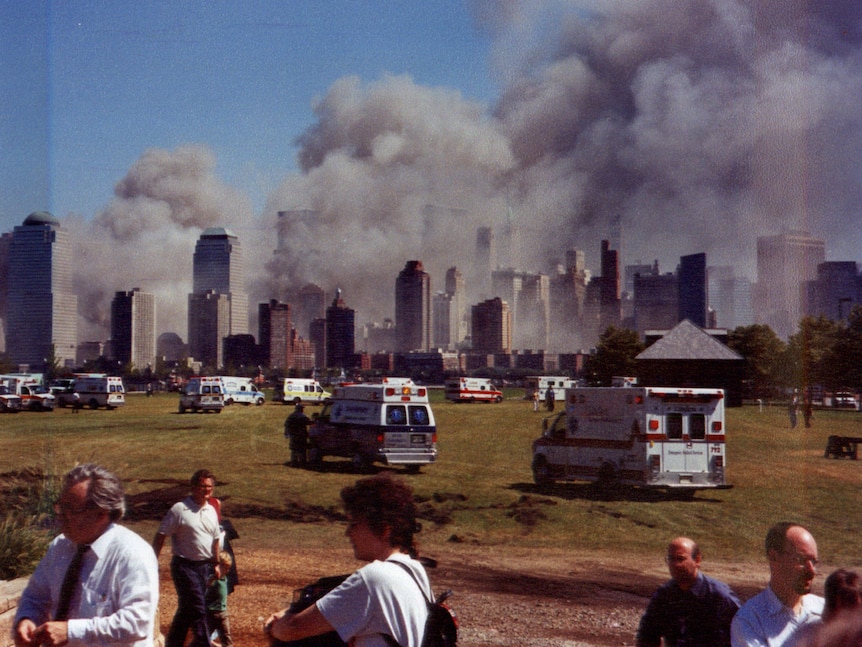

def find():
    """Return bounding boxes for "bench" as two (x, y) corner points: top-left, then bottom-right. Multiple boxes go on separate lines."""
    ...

(824, 435), (862, 459)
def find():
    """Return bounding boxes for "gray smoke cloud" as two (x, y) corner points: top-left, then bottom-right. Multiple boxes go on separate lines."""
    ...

(71, 145), (255, 341)
(68, 1), (862, 345)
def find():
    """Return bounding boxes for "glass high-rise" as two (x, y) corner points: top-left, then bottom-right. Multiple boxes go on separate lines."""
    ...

(6, 212), (77, 369)
(188, 227), (248, 368)
(111, 288), (156, 371)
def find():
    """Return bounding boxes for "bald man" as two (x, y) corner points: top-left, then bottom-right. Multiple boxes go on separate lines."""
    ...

(731, 522), (824, 647)
(637, 536), (741, 647)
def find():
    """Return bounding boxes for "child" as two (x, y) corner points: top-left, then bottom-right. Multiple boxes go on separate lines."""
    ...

(206, 551), (234, 647)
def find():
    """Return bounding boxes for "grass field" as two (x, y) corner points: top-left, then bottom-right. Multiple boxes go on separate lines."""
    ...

(3, 388), (862, 569)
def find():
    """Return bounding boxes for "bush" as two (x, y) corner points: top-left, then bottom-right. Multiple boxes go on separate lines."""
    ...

(0, 512), (51, 580)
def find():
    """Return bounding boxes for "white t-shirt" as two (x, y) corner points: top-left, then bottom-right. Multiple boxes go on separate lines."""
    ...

(157, 496), (220, 561)
(317, 553), (430, 647)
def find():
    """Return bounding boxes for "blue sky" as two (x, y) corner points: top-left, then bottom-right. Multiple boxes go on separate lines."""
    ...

(0, 1), (496, 232)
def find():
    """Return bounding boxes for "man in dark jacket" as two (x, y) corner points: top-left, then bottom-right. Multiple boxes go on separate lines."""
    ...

(284, 404), (312, 466)
(637, 536), (741, 647)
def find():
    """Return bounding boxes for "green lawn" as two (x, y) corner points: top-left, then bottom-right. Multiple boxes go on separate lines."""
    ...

(2, 391), (861, 568)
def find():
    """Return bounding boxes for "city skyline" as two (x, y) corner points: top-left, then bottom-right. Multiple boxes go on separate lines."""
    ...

(2, 3), (862, 346)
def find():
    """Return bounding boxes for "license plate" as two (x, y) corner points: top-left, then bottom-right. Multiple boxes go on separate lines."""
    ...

(411, 434), (426, 444)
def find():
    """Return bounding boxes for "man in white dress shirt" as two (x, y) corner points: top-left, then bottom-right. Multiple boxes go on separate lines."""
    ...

(13, 463), (159, 647)
(731, 521), (824, 647)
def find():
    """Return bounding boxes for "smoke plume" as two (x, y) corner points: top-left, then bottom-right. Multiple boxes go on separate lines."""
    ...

(68, 1), (862, 347)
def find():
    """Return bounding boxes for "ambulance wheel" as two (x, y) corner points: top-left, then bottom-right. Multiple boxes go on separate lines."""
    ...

(597, 462), (617, 485)
(307, 446), (323, 465)
(225, 398), (234, 406)
(532, 456), (552, 489)
(178, 404), (186, 414)
(351, 453), (370, 473)
(89, 399), (99, 410)
(494, 395), (503, 403)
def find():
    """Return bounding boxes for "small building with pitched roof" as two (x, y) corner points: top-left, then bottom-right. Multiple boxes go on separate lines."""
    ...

(636, 319), (745, 406)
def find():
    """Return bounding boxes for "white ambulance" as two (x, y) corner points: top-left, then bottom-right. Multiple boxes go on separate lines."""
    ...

(524, 376), (578, 402)
(58, 374), (125, 409)
(178, 376), (224, 413)
(531, 387), (730, 491)
(273, 378), (331, 406)
(217, 376), (265, 406)
(307, 379), (437, 472)
(445, 377), (503, 403)
(0, 375), (55, 411)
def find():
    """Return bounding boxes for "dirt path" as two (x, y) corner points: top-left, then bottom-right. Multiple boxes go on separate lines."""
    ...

(156, 544), (768, 647)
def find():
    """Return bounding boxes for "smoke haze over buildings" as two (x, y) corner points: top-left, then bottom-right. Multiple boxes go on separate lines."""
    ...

(65, 1), (862, 341)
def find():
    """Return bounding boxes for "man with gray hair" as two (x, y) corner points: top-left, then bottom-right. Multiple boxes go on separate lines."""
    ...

(13, 463), (159, 647)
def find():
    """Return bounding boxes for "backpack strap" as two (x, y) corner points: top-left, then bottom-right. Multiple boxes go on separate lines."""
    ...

(382, 559), (433, 647)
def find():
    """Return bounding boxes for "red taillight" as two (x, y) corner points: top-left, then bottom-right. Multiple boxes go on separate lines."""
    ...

(431, 433), (437, 443)
(418, 388), (426, 397)
(714, 456), (723, 467)
(377, 434), (385, 444)
(385, 388), (395, 396)
(649, 419), (659, 431)
(712, 421), (722, 432)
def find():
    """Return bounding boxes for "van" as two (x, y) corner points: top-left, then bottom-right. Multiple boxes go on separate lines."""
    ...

(217, 376), (265, 406)
(307, 379), (437, 472)
(445, 377), (503, 403)
(178, 376), (224, 413)
(524, 376), (577, 402)
(57, 374), (125, 409)
(273, 378), (331, 406)
(532, 386), (730, 491)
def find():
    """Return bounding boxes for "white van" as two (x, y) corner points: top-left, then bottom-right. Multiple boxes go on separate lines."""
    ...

(179, 376), (224, 413)
(273, 378), (331, 405)
(58, 374), (125, 409)
(307, 379), (437, 471)
(217, 376), (265, 406)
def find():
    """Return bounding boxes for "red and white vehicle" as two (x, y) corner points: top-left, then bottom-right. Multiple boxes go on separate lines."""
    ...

(0, 375), (55, 411)
(445, 377), (503, 403)
(532, 387), (730, 491)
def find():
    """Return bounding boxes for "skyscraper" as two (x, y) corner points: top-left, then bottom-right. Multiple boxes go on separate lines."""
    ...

(395, 261), (431, 353)
(472, 297), (512, 354)
(6, 212), (77, 369)
(755, 231), (825, 338)
(326, 289), (355, 369)
(678, 252), (707, 328)
(188, 227), (248, 368)
(111, 288), (156, 371)
(259, 299), (292, 370)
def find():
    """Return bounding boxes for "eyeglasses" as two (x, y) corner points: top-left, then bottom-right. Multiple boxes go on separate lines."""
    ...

(785, 553), (819, 568)
(54, 502), (95, 516)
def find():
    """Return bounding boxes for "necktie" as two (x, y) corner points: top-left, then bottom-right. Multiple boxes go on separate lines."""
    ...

(55, 544), (90, 621)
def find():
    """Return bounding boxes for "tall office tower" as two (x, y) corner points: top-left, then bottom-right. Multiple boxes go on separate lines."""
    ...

(0, 232), (11, 350)
(599, 240), (621, 331)
(432, 292), (453, 350)
(188, 228), (248, 367)
(297, 283), (326, 338)
(6, 212), (77, 369)
(188, 291), (231, 368)
(633, 265), (678, 334)
(111, 288), (156, 370)
(755, 231), (825, 338)
(471, 297), (512, 354)
(475, 227), (496, 299)
(517, 273), (550, 351)
(549, 249), (590, 351)
(309, 318), (327, 368)
(491, 268), (524, 345)
(326, 289), (355, 369)
(678, 253), (707, 327)
(444, 267), (467, 346)
(192, 227), (248, 334)
(259, 300), (292, 369)
(805, 261), (860, 321)
(395, 261), (431, 353)
(708, 266), (754, 330)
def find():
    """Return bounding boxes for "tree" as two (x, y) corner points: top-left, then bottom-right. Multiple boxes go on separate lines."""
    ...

(783, 316), (843, 391)
(727, 324), (786, 397)
(584, 326), (645, 386)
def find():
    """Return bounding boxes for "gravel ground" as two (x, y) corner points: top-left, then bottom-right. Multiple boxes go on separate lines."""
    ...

(154, 543), (754, 647)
